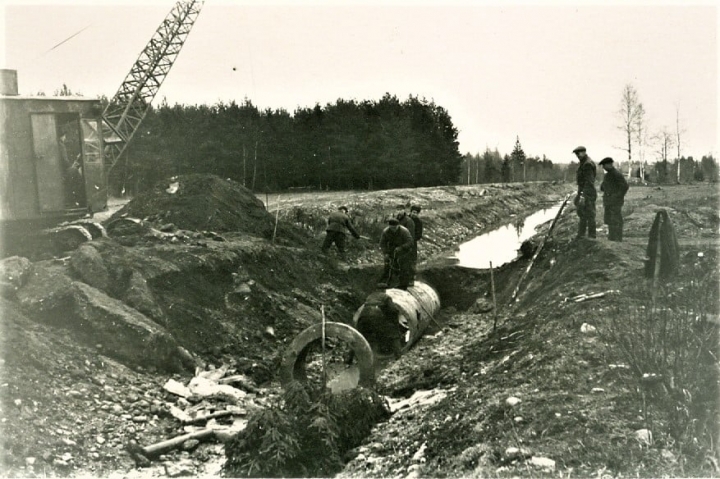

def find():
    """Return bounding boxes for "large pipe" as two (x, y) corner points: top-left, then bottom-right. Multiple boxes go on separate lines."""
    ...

(352, 281), (441, 356)
(279, 281), (441, 390)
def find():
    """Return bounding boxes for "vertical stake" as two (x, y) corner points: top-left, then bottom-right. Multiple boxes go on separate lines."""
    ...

(321, 305), (327, 384)
(490, 261), (498, 331)
(651, 214), (664, 311)
(272, 207), (280, 243)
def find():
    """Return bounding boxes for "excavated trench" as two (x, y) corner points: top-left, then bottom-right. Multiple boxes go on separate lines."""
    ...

(0, 178), (576, 477)
(279, 201), (567, 393)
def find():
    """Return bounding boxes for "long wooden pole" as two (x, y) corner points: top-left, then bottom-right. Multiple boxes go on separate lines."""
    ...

(651, 213), (664, 310)
(510, 193), (572, 303)
(141, 429), (214, 457)
(321, 305), (327, 384)
(490, 261), (498, 331)
(272, 207), (280, 243)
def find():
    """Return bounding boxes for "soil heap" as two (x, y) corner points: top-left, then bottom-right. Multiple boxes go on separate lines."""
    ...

(110, 174), (275, 238)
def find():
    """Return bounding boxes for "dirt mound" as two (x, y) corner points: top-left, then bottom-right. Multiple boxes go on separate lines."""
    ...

(109, 174), (275, 237)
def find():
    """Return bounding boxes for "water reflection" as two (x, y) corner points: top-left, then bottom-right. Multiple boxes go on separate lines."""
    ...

(453, 204), (562, 270)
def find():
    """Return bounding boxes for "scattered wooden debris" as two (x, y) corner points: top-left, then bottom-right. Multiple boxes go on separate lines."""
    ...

(144, 366), (257, 461)
(564, 290), (620, 303)
(141, 429), (215, 457)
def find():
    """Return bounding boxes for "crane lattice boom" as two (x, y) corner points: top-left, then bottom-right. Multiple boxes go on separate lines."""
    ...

(103, 0), (204, 170)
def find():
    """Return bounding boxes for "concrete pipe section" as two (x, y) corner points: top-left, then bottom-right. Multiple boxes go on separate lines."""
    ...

(279, 322), (376, 391)
(280, 281), (441, 391)
(353, 281), (441, 354)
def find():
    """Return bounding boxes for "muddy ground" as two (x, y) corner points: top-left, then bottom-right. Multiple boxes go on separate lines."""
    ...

(0, 176), (718, 478)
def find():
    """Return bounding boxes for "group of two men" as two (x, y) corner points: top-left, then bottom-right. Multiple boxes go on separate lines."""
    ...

(573, 146), (629, 241)
(321, 204), (423, 290)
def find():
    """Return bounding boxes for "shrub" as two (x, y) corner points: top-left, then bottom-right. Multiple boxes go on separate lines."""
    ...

(223, 381), (391, 477)
(601, 258), (719, 473)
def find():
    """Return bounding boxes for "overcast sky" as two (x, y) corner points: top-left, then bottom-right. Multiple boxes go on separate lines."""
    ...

(1, 1), (717, 164)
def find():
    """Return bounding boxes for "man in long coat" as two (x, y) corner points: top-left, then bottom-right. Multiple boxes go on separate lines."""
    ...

(599, 157), (629, 241)
(573, 146), (598, 239)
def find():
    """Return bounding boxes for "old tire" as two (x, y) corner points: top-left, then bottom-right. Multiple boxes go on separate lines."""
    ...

(279, 322), (375, 390)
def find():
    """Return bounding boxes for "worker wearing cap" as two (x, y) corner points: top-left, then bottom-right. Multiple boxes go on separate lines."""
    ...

(322, 206), (360, 256)
(396, 204), (418, 284)
(599, 157), (629, 241)
(572, 146), (597, 239)
(378, 217), (414, 289)
(409, 204), (423, 265)
(410, 205), (423, 243)
(395, 204), (416, 239)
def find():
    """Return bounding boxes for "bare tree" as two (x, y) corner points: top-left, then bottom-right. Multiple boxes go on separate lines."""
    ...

(675, 104), (687, 182)
(617, 83), (645, 179)
(635, 104), (649, 181)
(653, 126), (675, 183)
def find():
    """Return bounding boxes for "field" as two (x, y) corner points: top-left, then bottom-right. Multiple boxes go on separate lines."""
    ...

(0, 177), (718, 478)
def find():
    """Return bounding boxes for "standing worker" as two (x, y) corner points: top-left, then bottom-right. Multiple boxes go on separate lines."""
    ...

(395, 204), (416, 239)
(378, 217), (414, 290)
(409, 204), (423, 265)
(410, 205), (423, 244)
(321, 206), (360, 257)
(396, 204), (417, 283)
(58, 131), (83, 207)
(572, 146), (597, 239)
(599, 157), (629, 242)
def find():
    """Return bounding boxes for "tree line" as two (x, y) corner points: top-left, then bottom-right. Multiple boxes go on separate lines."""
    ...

(459, 137), (570, 185)
(50, 83), (716, 192)
(110, 94), (463, 195)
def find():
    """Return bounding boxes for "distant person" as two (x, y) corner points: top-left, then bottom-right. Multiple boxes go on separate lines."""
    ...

(572, 146), (597, 239)
(409, 204), (423, 272)
(321, 206), (360, 257)
(396, 204), (417, 282)
(59, 132), (83, 207)
(599, 157), (629, 242)
(378, 217), (414, 290)
(395, 204), (416, 239)
(410, 205), (423, 241)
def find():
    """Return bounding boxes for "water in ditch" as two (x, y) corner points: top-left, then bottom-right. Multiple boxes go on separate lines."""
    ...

(452, 203), (563, 269)
(326, 203), (563, 393)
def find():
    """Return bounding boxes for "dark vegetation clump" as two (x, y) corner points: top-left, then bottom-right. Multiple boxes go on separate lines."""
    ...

(110, 174), (275, 237)
(223, 381), (391, 477)
(602, 247), (719, 475)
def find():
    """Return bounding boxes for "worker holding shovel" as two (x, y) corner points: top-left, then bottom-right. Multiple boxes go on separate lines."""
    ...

(378, 217), (414, 290)
(321, 205), (360, 258)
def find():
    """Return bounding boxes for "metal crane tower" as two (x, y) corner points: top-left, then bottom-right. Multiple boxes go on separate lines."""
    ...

(103, 0), (204, 171)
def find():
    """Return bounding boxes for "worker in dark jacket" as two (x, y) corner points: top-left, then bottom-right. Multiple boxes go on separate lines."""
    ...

(572, 146), (597, 239)
(321, 206), (360, 256)
(410, 205), (423, 264)
(395, 205), (416, 282)
(395, 205), (416, 239)
(599, 157), (629, 241)
(355, 291), (404, 358)
(410, 205), (423, 243)
(378, 217), (414, 290)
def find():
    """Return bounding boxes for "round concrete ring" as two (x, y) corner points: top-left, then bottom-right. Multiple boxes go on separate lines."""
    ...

(279, 322), (375, 390)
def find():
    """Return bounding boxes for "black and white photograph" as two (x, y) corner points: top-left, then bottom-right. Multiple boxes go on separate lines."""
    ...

(0, 1), (717, 477)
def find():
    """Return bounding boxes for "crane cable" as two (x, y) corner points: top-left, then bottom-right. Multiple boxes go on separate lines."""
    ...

(39, 23), (93, 58)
